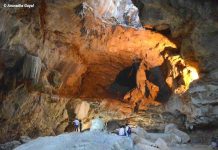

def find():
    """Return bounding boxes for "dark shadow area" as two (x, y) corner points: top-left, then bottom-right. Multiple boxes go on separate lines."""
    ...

(0, 57), (24, 99)
(108, 60), (172, 102)
(146, 66), (172, 102)
(108, 62), (140, 98)
(132, 0), (144, 18)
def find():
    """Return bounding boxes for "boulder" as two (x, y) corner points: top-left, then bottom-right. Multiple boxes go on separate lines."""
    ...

(166, 129), (190, 144)
(164, 123), (178, 133)
(144, 133), (181, 145)
(15, 131), (134, 150)
(131, 127), (147, 138)
(134, 143), (159, 150)
(0, 141), (21, 150)
(131, 134), (157, 147)
(90, 117), (105, 131)
(19, 136), (31, 144)
(164, 123), (190, 144)
(131, 133), (140, 144)
(155, 138), (170, 150)
(166, 77), (218, 126)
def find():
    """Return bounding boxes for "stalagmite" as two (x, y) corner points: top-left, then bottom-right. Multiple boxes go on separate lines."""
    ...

(22, 54), (42, 84)
(136, 61), (146, 95)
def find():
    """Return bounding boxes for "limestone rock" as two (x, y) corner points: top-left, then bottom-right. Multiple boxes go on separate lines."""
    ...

(131, 134), (157, 147)
(164, 123), (178, 133)
(0, 88), (69, 143)
(19, 136), (31, 144)
(0, 0), (218, 144)
(166, 78), (218, 126)
(15, 131), (134, 150)
(144, 133), (181, 146)
(90, 117), (105, 131)
(87, 0), (141, 27)
(134, 143), (159, 150)
(0, 141), (21, 150)
(0, 45), (26, 68)
(75, 101), (90, 119)
(165, 124), (190, 144)
(155, 138), (170, 150)
(131, 127), (147, 138)
(48, 70), (62, 88)
(181, 23), (218, 72)
(0, 0), (176, 98)
(22, 54), (42, 84)
(168, 129), (190, 144)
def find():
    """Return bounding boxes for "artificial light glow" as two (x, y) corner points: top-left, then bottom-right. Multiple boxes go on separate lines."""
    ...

(187, 66), (199, 81)
(183, 66), (199, 90)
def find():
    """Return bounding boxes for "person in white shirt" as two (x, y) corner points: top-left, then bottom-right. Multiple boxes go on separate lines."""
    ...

(118, 126), (125, 136)
(125, 124), (131, 137)
(73, 118), (80, 132)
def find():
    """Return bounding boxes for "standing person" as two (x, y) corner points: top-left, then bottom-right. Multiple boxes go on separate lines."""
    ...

(125, 124), (131, 137)
(118, 125), (125, 136)
(73, 118), (80, 132)
(79, 120), (82, 132)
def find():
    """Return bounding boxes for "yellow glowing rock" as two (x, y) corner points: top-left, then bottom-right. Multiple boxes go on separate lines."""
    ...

(187, 66), (199, 81)
(183, 66), (199, 89)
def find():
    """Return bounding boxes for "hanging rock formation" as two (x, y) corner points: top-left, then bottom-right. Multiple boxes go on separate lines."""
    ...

(22, 54), (42, 84)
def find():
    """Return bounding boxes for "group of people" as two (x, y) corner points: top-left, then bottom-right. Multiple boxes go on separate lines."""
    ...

(73, 118), (131, 137)
(118, 124), (131, 137)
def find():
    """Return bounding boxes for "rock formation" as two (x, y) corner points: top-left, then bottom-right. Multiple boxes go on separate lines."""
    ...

(0, 0), (218, 145)
(22, 54), (42, 84)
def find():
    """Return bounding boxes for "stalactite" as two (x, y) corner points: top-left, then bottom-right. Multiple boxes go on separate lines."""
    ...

(23, 54), (42, 84)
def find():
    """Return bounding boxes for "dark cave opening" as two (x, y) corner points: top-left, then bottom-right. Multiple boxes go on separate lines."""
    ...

(108, 62), (140, 98)
(146, 66), (172, 102)
(108, 61), (172, 102)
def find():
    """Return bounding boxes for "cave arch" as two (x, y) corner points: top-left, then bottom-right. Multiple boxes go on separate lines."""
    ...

(108, 62), (140, 98)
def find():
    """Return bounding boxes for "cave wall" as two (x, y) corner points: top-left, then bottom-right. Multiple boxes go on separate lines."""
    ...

(0, 0), (218, 143)
(133, 0), (218, 126)
(0, 0), (176, 99)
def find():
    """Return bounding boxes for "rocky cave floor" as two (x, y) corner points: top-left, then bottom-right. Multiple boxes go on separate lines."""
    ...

(0, 125), (215, 150)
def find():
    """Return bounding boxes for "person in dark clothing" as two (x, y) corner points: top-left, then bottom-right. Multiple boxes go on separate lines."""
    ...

(125, 124), (131, 137)
(79, 120), (82, 132)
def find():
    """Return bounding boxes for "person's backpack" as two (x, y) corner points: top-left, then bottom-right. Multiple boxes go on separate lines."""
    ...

(127, 126), (131, 135)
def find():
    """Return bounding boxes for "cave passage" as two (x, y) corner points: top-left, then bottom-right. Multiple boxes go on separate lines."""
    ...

(108, 62), (140, 98)
(108, 62), (172, 102)
(146, 66), (172, 102)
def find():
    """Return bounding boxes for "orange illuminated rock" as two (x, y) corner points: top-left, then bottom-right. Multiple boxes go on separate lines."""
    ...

(136, 61), (147, 95)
